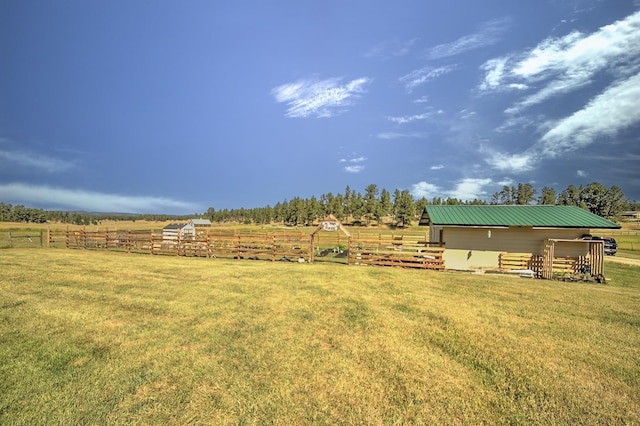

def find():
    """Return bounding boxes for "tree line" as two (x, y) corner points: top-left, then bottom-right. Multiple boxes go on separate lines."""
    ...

(203, 182), (637, 227)
(0, 203), (192, 226)
(1, 181), (638, 227)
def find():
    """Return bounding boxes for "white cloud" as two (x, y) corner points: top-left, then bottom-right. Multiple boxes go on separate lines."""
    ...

(508, 83), (528, 90)
(0, 182), (198, 214)
(485, 71), (640, 172)
(410, 178), (493, 201)
(479, 57), (509, 91)
(481, 11), (640, 113)
(387, 112), (432, 124)
(448, 178), (493, 200)
(344, 165), (365, 173)
(0, 148), (75, 173)
(271, 77), (371, 118)
(399, 65), (456, 92)
(376, 132), (426, 140)
(414, 96), (429, 104)
(577, 170), (588, 177)
(485, 151), (537, 173)
(430, 164), (444, 170)
(341, 156), (366, 173)
(478, 12), (640, 174)
(349, 156), (367, 163)
(410, 181), (441, 199)
(539, 72), (640, 157)
(426, 18), (510, 60)
(496, 177), (514, 186)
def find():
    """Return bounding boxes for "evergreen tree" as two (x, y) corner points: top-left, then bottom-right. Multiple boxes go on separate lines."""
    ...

(364, 184), (380, 225)
(514, 183), (536, 205)
(393, 189), (415, 227)
(538, 187), (557, 205)
(379, 188), (392, 219)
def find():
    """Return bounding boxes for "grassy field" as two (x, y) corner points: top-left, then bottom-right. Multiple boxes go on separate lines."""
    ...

(1, 249), (639, 424)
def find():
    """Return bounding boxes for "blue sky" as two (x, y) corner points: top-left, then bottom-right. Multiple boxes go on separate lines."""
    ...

(1, 0), (639, 214)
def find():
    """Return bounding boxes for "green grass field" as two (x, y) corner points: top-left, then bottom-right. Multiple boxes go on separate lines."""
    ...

(1, 248), (639, 424)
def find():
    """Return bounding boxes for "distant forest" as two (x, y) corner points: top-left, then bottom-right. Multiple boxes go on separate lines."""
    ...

(1, 182), (638, 227)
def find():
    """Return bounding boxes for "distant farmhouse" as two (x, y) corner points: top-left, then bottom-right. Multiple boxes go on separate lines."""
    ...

(162, 223), (195, 240)
(419, 205), (620, 277)
(621, 211), (639, 221)
(162, 219), (211, 241)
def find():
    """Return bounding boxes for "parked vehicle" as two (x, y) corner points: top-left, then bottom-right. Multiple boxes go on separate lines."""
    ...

(601, 237), (618, 256)
(581, 235), (617, 255)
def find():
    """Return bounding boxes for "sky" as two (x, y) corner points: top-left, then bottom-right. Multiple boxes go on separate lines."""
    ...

(1, 0), (639, 214)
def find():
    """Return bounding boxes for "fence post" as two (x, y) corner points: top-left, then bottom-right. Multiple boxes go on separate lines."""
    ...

(8, 231), (12, 248)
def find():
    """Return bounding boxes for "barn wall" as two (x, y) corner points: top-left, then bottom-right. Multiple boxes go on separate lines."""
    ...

(439, 226), (590, 270)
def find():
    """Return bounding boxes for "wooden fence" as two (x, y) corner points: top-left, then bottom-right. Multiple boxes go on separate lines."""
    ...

(6, 227), (446, 270)
(63, 228), (313, 261)
(48, 228), (447, 269)
(348, 233), (445, 270)
(499, 246), (601, 279)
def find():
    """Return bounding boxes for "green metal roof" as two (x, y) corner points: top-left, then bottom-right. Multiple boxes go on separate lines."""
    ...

(420, 205), (621, 229)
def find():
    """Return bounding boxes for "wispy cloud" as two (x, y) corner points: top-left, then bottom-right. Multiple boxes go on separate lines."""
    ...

(0, 147), (75, 173)
(426, 18), (510, 60)
(364, 38), (418, 59)
(478, 11), (640, 174)
(485, 71), (640, 172)
(271, 77), (371, 118)
(538, 72), (640, 157)
(0, 182), (199, 214)
(399, 65), (456, 92)
(376, 132), (426, 140)
(430, 164), (444, 170)
(479, 11), (640, 113)
(340, 156), (367, 173)
(387, 112), (433, 125)
(479, 57), (509, 91)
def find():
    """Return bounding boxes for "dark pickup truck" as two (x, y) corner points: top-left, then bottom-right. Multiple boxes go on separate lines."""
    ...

(582, 235), (618, 256)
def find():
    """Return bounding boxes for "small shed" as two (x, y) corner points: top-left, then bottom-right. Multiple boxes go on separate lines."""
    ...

(419, 205), (620, 276)
(190, 218), (212, 227)
(162, 223), (195, 240)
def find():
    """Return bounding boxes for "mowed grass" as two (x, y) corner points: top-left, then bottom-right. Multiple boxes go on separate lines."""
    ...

(1, 250), (639, 424)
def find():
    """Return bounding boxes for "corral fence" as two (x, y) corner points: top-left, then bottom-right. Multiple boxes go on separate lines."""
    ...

(347, 233), (445, 270)
(5, 227), (446, 270)
(63, 228), (313, 262)
(6, 230), (46, 248)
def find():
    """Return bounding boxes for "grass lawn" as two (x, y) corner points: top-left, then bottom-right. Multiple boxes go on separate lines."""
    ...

(1, 249), (639, 424)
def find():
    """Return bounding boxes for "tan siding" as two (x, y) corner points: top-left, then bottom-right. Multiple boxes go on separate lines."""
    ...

(442, 227), (588, 255)
(436, 227), (590, 270)
(443, 249), (500, 270)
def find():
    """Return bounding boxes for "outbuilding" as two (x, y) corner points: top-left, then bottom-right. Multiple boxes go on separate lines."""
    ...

(162, 223), (195, 241)
(419, 205), (621, 277)
(190, 218), (212, 227)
